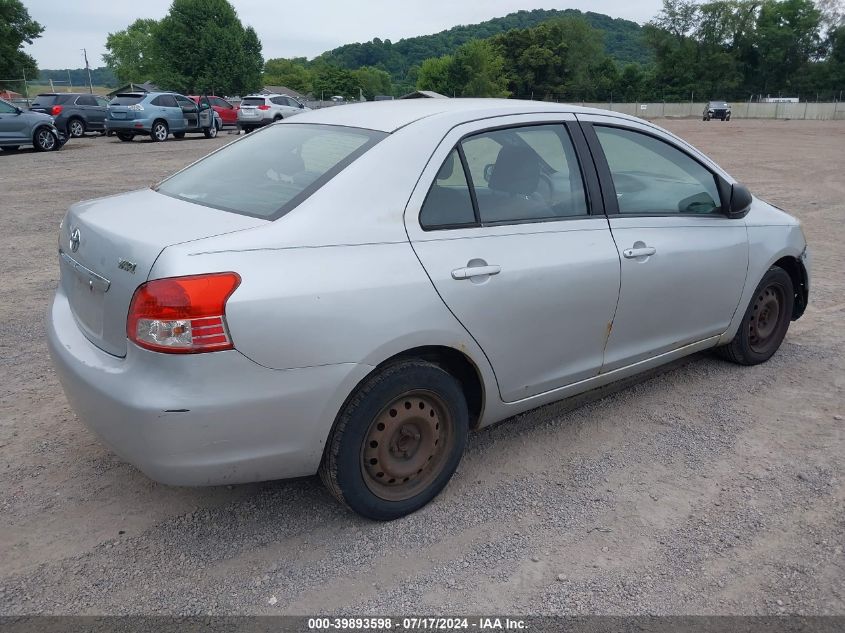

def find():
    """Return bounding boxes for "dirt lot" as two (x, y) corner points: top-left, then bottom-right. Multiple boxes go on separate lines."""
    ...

(0, 120), (843, 615)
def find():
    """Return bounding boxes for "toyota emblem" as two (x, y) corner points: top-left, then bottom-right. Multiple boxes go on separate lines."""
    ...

(70, 228), (81, 253)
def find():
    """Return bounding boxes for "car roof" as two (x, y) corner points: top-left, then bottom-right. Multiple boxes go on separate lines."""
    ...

(287, 98), (639, 133)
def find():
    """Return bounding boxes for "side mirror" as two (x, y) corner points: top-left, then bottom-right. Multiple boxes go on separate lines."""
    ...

(299, 103), (304, 109)
(727, 183), (753, 218)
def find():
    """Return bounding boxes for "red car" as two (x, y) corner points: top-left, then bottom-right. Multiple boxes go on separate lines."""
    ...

(189, 95), (238, 126)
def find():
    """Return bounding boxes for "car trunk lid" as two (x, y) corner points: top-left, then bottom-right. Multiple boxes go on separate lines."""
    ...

(59, 188), (267, 357)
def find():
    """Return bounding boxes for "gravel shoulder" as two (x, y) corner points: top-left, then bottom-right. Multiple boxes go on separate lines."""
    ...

(0, 121), (842, 615)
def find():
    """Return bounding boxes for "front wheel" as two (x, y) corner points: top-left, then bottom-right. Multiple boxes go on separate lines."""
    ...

(33, 127), (59, 151)
(320, 360), (469, 520)
(150, 121), (168, 142)
(203, 123), (218, 138)
(717, 266), (794, 365)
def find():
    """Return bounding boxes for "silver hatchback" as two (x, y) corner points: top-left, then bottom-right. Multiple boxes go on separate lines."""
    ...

(48, 100), (809, 520)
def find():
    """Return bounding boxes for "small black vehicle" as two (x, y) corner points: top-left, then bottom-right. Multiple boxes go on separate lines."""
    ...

(703, 101), (731, 121)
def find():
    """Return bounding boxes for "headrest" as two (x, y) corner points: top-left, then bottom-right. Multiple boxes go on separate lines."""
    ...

(488, 145), (540, 195)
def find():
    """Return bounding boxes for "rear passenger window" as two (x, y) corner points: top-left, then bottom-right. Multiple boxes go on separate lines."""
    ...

(76, 95), (97, 106)
(151, 95), (177, 108)
(461, 125), (588, 224)
(420, 149), (477, 229)
(595, 126), (722, 215)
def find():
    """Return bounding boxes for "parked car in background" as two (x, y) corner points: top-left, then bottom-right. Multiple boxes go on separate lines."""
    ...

(48, 100), (809, 520)
(237, 93), (310, 132)
(106, 92), (220, 142)
(704, 101), (731, 121)
(29, 93), (110, 138)
(189, 95), (238, 127)
(0, 97), (67, 152)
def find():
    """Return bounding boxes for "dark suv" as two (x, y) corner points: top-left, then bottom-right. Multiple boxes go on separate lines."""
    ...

(29, 93), (110, 137)
(703, 101), (731, 121)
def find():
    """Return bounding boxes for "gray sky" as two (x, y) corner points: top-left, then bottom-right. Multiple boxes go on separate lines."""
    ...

(23, 1), (663, 70)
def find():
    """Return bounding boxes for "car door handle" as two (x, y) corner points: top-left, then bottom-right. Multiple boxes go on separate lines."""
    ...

(623, 246), (657, 259)
(451, 265), (501, 280)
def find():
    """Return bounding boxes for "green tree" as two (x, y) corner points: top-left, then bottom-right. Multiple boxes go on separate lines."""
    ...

(311, 63), (357, 100)
(492, 17), (614, 100)
(0, 0), (43, 90)
(150, 0), (262, 94)
(264, 57), (314, 94)
(448, 40), (510, 97)
(352, 66), (392, 99)
(103, 18), (160, 83)
(416, 55), (453, 94)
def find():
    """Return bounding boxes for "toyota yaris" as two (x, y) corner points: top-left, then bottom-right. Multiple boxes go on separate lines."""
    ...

(48, 100), (809, 520)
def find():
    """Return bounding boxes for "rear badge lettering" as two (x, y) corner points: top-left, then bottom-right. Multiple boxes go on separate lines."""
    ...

(118, 259), (137, 274)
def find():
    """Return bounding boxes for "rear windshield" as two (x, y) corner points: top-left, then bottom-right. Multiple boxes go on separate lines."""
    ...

(240, 97), (266, 106)
(32, 94), (60, 106)
(155, 123), (386, 219)
(109, 94), (145, 106)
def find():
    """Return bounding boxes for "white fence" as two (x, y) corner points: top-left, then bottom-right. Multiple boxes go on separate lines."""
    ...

(581, 101), (845, 120)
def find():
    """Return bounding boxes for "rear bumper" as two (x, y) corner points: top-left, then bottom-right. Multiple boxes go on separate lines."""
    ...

(47, 287), (372, 485)
(236, 116), (272, 128)
(105, 119), (151, 134)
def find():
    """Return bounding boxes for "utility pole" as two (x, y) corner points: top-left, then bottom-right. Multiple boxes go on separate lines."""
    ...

(67, 69), (73, 92)
(83, 49), (94, 94)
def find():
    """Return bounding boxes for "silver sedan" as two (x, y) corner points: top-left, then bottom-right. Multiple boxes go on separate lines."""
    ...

(48, 100), (810, 520)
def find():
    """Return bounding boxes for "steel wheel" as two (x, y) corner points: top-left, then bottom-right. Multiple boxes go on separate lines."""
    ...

(34, 128), (56, 151)
(151, 122), (168, 142)
(320, 359), (469, 520)
(748, 284), (784, 354)
(68, 119), (85, 138)
(361, 390), (453, 502)
(717, 266), (794, 366)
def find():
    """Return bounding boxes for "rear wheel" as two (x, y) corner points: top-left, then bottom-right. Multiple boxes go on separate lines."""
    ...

(203, 123), (218, 138)
(68, 118), (85, 138)
(320, 360), (469, 520)
(717, 267), (794, 365)
(116, 133), (134, 142)
(33, 127), (58, 152)
(150, 121), (168, 142)
(1, 146), (20, 152)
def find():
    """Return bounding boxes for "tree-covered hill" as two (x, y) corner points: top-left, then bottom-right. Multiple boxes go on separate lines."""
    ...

(316, 8), (651, 79)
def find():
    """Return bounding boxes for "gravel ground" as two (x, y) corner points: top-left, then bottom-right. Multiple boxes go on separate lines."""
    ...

(0, 120), (842, 615)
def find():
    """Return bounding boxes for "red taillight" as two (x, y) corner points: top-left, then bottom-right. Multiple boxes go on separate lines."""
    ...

(51, 105), (63, 115)
(127, 273), (241, 354)
(257, 105), (270, 110)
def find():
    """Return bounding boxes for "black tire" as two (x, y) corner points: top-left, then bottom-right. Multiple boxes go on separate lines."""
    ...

(68, 118), (86, 138)
(1, 146), (20, 152)
(33, 127), (59, 152)
(116, 133), (134, 142)
(320, 360), (469, 520)
(273, 115), (282, 122)
(150, 120), (168, 142)
(173, 132), (186, 139)
(203, 123), (218, 138)
(717, 266), (794, 365)
(243, 126), (253, 133)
